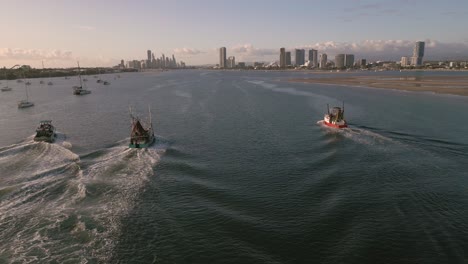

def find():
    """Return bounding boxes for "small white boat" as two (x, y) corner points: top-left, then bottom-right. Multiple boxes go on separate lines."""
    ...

(18, 75), (34, 108)
(73, 62), (91, 95)
(18, 100), (34, 108)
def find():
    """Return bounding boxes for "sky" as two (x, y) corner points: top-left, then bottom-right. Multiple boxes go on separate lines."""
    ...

(1, 0), (468, 67)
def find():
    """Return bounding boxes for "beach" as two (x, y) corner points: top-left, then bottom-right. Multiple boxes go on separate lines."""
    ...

(289, 75), (468, 96)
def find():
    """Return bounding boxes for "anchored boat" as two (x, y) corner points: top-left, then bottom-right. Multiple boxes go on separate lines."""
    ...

(323, 103), (348, 128)
(129, 106), (155, 148)
(34, 120), (56, 142)
(73, 62), (91, 95)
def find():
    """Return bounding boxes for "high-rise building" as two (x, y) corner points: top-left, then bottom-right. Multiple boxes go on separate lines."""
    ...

(335, 54), (345, 68)
(219, 47), (227, 68)
(280, 48), (286, 68)
(227, 56), (236, 68)
(412, 41), (425, 66)
(309, 49), (318, 68)
(319, 53), (327, 68)
(359, 59), (367, 67)
(147, 50), (152, 68)
(345, 54), (354, 68)
(295, 49), (305, 66)
(286, 52), (291, 66)
(401, 56), (409, 67)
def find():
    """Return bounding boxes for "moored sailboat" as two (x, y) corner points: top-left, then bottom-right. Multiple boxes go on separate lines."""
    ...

(18, 73), (34, 108)
(73, 62), (91, 95)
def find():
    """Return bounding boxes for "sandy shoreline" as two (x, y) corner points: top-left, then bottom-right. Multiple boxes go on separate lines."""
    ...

(289, 75), (468, 96)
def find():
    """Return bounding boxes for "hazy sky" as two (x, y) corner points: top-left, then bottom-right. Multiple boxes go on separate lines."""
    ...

(1, 0), (468, 67)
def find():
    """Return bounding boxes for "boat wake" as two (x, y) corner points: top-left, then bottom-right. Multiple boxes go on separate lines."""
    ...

(317, 120), (396, 147)
(0, 139), (165, 263)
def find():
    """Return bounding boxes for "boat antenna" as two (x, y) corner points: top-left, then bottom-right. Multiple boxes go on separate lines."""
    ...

(327, 104), (330, 114)
(21, 70), (28, 101)
(342, 101), (345, 114)
(77, 61), (83, 88)
(148, 105), (153, 129)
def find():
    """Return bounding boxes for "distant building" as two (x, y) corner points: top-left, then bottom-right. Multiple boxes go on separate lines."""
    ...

(359, 59), (367, 67)
(345, 54), (354, 68)
(254, 62), (264, 67)
(227, 56), (236, 68)
(401, 56), (409, 67)
(286, 52), (291, 66)
(147, 50), (152, 68)
(238, 62), (246, 68)
(319, 53), (327, 68)
(295, 49), (305, 66)
(411, 41), (425, 66)
(120, 59), (125, 68)
(309, 49), (318, 68)
(280, 48), (286, 68)
(335, 54), (345, 68)
(219, 47), (227, 68)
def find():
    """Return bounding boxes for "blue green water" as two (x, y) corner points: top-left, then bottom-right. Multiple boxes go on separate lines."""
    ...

(0, 70), (467, 263)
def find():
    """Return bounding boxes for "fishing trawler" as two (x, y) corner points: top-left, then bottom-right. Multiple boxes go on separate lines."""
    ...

(34, 120), (56, 142)
(323, 103), (348, 128)
(129, 106), (155, 148)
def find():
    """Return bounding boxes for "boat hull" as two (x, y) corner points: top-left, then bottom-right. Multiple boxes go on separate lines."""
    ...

(34, 134), (56, 143)
(323, 121), (348, 128)
(129, 136), (155, 149)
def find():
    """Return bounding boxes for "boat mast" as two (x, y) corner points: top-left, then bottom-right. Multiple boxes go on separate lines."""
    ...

(148, 105), (153, 129)
(77, 61), (83, 87)
(22, 71), (29, 101)
(327, 104), (330, 114)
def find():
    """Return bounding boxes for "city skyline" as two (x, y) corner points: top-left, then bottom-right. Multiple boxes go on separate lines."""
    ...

(1, 0), (468, 67)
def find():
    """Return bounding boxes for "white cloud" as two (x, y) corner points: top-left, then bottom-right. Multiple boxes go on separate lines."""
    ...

(297, 39), (468, 60)
(231, 44), (276, 57)
(0, 48), (74, 61)
(173, 48), (204, 56)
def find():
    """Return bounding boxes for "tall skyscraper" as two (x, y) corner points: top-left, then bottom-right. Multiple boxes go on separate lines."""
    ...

(147, 50), (152, 68)
(319, 53), (327, 68)
(345, 54), (354, 68)
(285, 52), (291, 66)
(280, 48), (286, 68)
(335, 54), (345, 68)
(309, 49), (318, 68)
(219, 47), (227, 68)
(411, 41), (425, 66)
(295, 49), (305, 66)
(227, 56), (236, 68)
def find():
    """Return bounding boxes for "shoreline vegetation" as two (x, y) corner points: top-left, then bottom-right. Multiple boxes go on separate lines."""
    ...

(289, 75), (468, 96)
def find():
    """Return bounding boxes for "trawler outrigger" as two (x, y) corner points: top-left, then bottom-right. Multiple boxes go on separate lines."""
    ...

(323, 102), (348, 128)
(129, 106), (155, 148)
(34, 120), (56, 142)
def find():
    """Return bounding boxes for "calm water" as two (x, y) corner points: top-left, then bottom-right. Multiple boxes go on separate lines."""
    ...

(1, 70), (468, 263)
